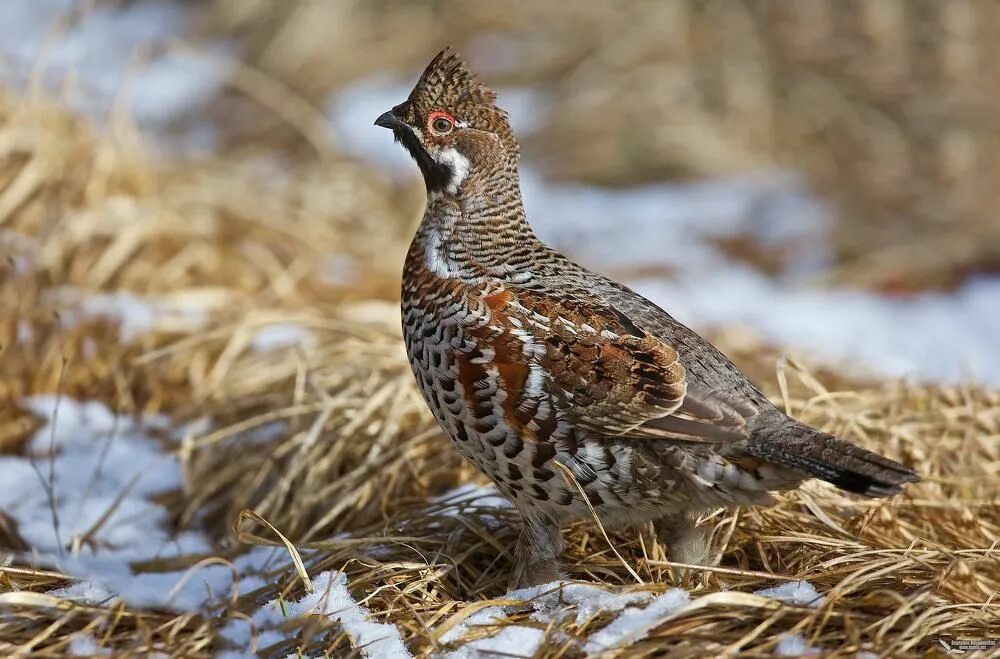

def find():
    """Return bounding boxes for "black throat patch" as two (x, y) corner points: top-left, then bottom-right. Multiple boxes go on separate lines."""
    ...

(394, 128), (454, 193)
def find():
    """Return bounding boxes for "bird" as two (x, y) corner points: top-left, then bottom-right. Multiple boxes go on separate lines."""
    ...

(375, 48), (919, 589)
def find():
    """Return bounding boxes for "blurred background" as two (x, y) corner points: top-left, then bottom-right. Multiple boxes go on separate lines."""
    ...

(4, 0), (999, 384)
(1, 2), (998, 656)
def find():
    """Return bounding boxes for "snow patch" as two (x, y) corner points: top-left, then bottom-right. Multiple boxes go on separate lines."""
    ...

(45, 288), (213, 341)
(220, 571), (411, 658)
(440, 581), (689, 657)
(444, 624), (544, 659)
(439, 598), (541, 659)
(0, 0), (230, 129)
(754, 581), (825, 608)
(775, 633), (822, 656)
(250, 323), (315, 352)
(582, 588), (691, 654)
(7, 395), (185, 558)
(2, 395), (281, 612)
(47, 579), (115, 605)
(439, 605), (507, 646)
(67, 633), (111, 656)
(322, 254), (359, 286)
(287, 571), (411, 659)
(507, 582), (656, 627)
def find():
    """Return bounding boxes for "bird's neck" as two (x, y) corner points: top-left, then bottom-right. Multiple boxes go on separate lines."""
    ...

(413, 161), (540, 279)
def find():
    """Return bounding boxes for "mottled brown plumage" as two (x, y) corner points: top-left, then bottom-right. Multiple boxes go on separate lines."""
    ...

(376, 48), (919, 588)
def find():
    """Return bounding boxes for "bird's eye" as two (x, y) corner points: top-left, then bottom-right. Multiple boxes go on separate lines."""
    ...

(428, 111), (455, 135)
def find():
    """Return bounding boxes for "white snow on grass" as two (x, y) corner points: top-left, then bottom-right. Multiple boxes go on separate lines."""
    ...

(581, 588), (691, 654)
(292, 571), (411, 658)
(0, 0), (230, 129)
(67, 633), (112, 657)
(3, 395), (280, 612)
(436, 582), (836, 656)
(443, 624), (545, 659)
(5, 395), (181, 555)
(331, 78), (1000, 387)
(438, 581), (689, 657)
(46, 579), (115, 605)
(754, 581), (825, 608)
(439, 604), (508, 646)
(774, 633), (822, 657)
(634, 273), (1000, 386)
(45, 291), (312, 350)
(523, 582), (656, 626)
(322, 253), (360, 286)
(219, 571), (411, 658)
(44, 288), (215, 341)
(250, 323), (316, 352)
(438, 594), (542, 659)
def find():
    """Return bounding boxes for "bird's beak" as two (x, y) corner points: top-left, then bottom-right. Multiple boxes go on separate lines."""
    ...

(375, 110), (408, 131)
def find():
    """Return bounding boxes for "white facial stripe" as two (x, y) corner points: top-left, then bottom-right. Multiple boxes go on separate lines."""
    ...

(436, 147), (471, 194)
(407, 123), (425, 143)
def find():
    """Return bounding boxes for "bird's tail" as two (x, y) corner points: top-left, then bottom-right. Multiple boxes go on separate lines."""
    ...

(747, 414), (919, 497)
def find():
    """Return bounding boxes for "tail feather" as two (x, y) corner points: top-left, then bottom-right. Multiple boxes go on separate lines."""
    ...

(748, 415), (919, 497)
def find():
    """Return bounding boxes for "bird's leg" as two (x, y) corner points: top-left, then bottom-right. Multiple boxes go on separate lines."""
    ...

(509, 513), (564, 591)
(653, 512), (716, 581)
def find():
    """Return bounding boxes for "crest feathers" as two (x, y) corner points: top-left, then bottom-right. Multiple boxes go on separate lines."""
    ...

(409, 47), (498, 110)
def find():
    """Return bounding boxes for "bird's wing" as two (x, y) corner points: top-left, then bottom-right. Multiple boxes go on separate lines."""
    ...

(461, 282), (757, 444)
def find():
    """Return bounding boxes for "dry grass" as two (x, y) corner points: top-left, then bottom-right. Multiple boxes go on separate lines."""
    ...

(197, 0), (1000, 292)
(0, 65), (998, 659)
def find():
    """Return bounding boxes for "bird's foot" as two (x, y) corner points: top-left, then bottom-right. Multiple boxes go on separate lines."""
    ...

(508, 559), (564, 593)
(654, 513), (717, 584)
(509, 514), (564, 592)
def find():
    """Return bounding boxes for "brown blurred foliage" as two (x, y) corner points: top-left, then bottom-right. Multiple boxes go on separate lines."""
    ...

(196, 0), (1000, 292)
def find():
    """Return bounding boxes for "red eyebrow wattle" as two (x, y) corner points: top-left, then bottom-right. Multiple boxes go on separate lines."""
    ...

(428, 110), (455, 124)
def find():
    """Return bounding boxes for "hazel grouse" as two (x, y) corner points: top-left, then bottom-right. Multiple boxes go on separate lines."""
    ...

(375, 49), (919, 588)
